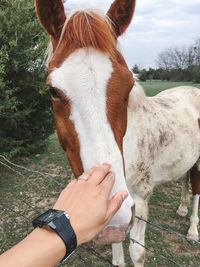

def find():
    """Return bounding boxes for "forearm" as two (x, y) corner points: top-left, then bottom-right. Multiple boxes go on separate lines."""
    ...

(0, 164), (126, 266)
(0, 227), (65, 267)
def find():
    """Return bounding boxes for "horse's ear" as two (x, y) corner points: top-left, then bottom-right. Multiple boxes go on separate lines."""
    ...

(35, 0), (66, 41)
(107, 0), (136, 37)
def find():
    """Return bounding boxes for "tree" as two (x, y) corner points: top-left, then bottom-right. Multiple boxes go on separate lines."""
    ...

(157, 46), (188, 71)
(139, 69), (148, 81)
(0, 0), (54, 158)
(156, 40), (200, 82)
(132, 64), (140, 74)
(192, 38), (200, 83)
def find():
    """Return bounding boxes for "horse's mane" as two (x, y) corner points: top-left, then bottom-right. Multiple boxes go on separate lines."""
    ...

(128, 81), (146, 110)
(46, 8), (117, 65)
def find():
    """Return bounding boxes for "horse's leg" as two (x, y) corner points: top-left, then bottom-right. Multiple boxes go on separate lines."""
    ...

(129, 195), (148, 267)
(187, 161), (200, 241)
(187, 194), (200, 241)
(177, 172), (190, 217)
(112, 243), (125, 267)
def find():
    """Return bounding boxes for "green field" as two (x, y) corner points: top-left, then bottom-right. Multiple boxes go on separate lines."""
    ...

(1, 81), (200, 266)
(141, 80), (200, 96)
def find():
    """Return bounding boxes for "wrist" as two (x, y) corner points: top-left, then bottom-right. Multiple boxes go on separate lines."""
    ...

(33, 226), (66, 262)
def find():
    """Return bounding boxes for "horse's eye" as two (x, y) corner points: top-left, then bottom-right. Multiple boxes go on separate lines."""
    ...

(49, 87), (60, 99)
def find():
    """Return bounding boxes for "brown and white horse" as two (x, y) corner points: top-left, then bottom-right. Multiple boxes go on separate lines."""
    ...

(35, 0), (200, 266)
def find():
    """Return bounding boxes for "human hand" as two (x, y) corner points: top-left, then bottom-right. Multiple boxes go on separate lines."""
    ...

(53, 163), (128, 245)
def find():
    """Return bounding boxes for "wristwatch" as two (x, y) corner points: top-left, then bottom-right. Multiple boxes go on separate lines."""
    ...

(32, 209), (77, 262)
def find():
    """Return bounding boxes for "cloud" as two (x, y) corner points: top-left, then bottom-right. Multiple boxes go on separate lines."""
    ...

(64, 0), (199, 68)
(64, 0), (112, 12)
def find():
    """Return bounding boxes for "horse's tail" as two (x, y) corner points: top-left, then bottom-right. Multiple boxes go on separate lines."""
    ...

(190, 160), (200, 208)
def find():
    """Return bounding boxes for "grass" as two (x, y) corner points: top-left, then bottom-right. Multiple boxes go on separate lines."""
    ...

(1, 81), (200, 266)
(140, 80), (200, 96)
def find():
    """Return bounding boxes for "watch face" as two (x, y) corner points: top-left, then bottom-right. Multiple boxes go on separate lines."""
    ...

(36, 209), (63, 224)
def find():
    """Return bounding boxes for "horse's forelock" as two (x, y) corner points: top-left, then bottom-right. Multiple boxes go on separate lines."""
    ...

(46, 8), (117, 66)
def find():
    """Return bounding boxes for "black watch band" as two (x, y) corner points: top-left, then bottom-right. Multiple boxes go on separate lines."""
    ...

(32, 209), (77, 263)
(48, 213), (77, 262)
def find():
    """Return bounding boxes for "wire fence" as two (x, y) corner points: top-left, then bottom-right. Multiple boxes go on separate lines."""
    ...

(0, 154), (200, 266)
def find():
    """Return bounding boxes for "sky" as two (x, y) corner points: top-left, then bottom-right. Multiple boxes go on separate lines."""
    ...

(64, 0), (200, 69)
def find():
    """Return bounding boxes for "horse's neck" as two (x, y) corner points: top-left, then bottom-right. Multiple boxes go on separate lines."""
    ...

(123, 83), (151, 167)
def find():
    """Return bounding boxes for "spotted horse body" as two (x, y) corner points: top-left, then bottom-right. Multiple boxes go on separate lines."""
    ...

(35, 0), (200, 266)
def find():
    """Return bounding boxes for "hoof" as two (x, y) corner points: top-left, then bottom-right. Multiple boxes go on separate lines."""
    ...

(112, 262), (125, 267)
(176, 206), (188, 217)
(133, 263), (144, 267)
(187, 233), (199, 242)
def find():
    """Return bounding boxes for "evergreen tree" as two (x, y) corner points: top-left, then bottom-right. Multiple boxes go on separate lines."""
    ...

(0, 0), (54, 158)
(132, 64), (140, 74)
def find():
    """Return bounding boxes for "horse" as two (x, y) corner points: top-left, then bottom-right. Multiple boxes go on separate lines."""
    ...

(35, 0), (200, 266)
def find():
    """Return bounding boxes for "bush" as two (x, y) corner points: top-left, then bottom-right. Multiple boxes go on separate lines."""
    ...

(193, 75), (200, 84)
(0, 0), (54, 158)
(139, 69), (148, 81)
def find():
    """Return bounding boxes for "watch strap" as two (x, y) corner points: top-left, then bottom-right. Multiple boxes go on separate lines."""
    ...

(48, 213), (77, 262)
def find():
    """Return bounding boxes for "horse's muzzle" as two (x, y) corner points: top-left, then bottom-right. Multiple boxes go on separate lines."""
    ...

(95, 204), (135, 244)
(95, 225), (128, 244)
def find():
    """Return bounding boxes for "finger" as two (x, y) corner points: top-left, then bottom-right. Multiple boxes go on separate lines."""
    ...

(77, 165), (96, 182)
(105, 191), (128, 223)
(100, 172), (115, 199)
(89, 163), (111, 185)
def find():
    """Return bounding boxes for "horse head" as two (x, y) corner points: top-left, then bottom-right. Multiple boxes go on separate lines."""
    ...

(35, 0), (136, 244)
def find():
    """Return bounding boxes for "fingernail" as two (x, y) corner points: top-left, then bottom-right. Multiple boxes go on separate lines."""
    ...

(102, 162), (111, 168)
(122, 191), (128, 200)
(103, 161), (111, 165)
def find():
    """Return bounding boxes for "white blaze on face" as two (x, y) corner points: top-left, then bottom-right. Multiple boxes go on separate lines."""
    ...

(50, 48), (133, 228)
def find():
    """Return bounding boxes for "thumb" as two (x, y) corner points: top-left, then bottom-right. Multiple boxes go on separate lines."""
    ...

(105, 190), (128, 223)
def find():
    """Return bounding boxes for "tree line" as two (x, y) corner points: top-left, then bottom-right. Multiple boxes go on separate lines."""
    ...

(133, 38), (200, 83)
